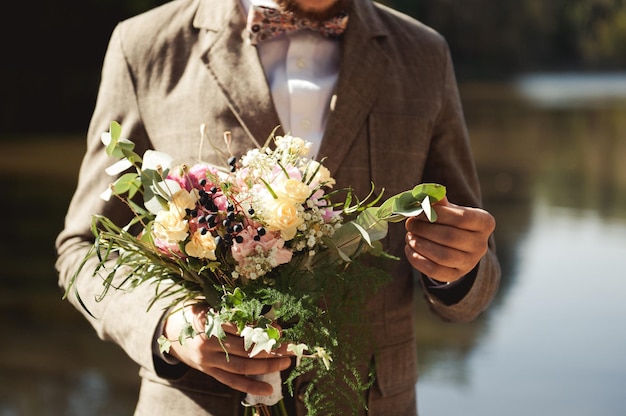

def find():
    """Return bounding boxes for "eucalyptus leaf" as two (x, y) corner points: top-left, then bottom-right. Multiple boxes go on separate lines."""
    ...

(105, 121), (136, 159)
(329, 222), (363, 260)
(422, 195), (432, 221)
(112, 173), (141, 196)
(389, 191), (425, 219)
(354, 207), (388, 244)
(105, 158), (133, 176)
(375, 183), (446, 222)
(412, 183), (446, 203)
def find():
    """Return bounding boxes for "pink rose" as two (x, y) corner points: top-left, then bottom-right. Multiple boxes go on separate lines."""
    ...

(168, 164), (220, 191)
(231, 226), (293, 266)
(153, 237), (183, 258)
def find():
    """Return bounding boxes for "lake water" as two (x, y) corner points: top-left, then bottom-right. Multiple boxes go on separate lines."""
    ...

(1, 73), (625, 415)
(416, 72), (626, 416)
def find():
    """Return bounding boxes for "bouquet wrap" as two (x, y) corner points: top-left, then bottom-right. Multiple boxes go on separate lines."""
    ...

(245, 372), (284, 407)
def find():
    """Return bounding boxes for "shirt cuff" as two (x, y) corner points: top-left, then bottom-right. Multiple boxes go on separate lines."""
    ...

(422, 265), (478, 306)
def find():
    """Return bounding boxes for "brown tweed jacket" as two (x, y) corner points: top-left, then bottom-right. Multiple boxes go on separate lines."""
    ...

(55, 0), (500, 414)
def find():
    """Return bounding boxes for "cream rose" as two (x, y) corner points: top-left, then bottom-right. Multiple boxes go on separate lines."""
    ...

(152, 209), (189, 243)
(185, 230), (217, 260)
(279, 178), (311, 204)
(308, 161), (335, 188)
(265, 199), (304, 241)
(170, 188), (198, 214)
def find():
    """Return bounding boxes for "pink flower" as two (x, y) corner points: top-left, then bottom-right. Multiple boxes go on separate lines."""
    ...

(168, 163), (220, 192)
(153, 237), (183, 258)
(231, 226), (293, 266)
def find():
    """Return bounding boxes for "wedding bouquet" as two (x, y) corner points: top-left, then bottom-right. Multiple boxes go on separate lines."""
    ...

(66, 121), (446, 416)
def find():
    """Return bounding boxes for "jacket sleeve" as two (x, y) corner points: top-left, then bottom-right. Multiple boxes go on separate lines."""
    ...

(55, 23), (182, 377)
(418, 42), (501, 322)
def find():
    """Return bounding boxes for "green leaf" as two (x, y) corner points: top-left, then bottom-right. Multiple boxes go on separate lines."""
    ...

(265, 325), (280, 341)
(105, 121), (136, 159)
(376, 183), (446, 222)
(411, 183), (446, 203)
(205, 312), (226, 340)
(329, 222), (362, 260)
(178, 321), (197, 346)
(354, 207), (388, 242)
(225, 287), (245, 306)
(111, 173), (141, 197)
(157, 335), (171, 354)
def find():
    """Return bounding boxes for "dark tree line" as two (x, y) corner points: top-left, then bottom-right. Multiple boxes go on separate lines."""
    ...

(1, 0), (625, 134)
(385, 0), (626, 79)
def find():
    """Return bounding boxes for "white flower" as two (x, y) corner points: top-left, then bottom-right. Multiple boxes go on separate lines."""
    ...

(152, 209), (189, 243)
(142, 149), (173, 172)
(241, 327), (276, 357)
(287, 343), (309, 367)
(145, 178), (182, 214)
(274, 135), (311, 160)
(104, 158), (133, 176)
(315, 347), (333, 370)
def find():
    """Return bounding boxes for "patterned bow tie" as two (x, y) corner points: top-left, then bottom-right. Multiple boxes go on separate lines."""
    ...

(246, 5), (349, 45)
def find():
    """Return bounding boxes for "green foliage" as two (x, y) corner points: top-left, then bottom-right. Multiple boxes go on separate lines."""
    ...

(327, 183), (446, 261)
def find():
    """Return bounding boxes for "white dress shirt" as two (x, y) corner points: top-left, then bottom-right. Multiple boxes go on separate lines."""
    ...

(241, 0), (341, 158)
(155, 2), (342, 363)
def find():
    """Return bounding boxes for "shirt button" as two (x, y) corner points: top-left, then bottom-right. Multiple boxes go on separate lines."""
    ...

(296, 57), (306, 69)
(300, 119), (311, 130)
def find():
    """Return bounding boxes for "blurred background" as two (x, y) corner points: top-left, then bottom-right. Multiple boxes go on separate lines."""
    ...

(1, 0), (625, 415)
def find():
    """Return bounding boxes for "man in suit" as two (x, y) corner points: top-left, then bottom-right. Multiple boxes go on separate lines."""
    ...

(56, 0), (500, 414)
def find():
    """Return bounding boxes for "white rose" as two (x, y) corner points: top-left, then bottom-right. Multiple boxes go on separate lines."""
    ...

(170, 189), (198, 213)
(152, 209), (189, 243)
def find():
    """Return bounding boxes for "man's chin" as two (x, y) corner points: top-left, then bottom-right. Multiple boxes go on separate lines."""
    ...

(276, 0), (351, 22)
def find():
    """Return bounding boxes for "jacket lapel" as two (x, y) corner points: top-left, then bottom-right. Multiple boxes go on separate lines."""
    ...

(194, 0), (282, 148)
(318, 0), (389, 174)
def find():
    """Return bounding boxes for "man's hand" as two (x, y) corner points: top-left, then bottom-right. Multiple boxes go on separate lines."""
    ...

(163, 304), (292, 396)
(404, 197), (495, 283)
